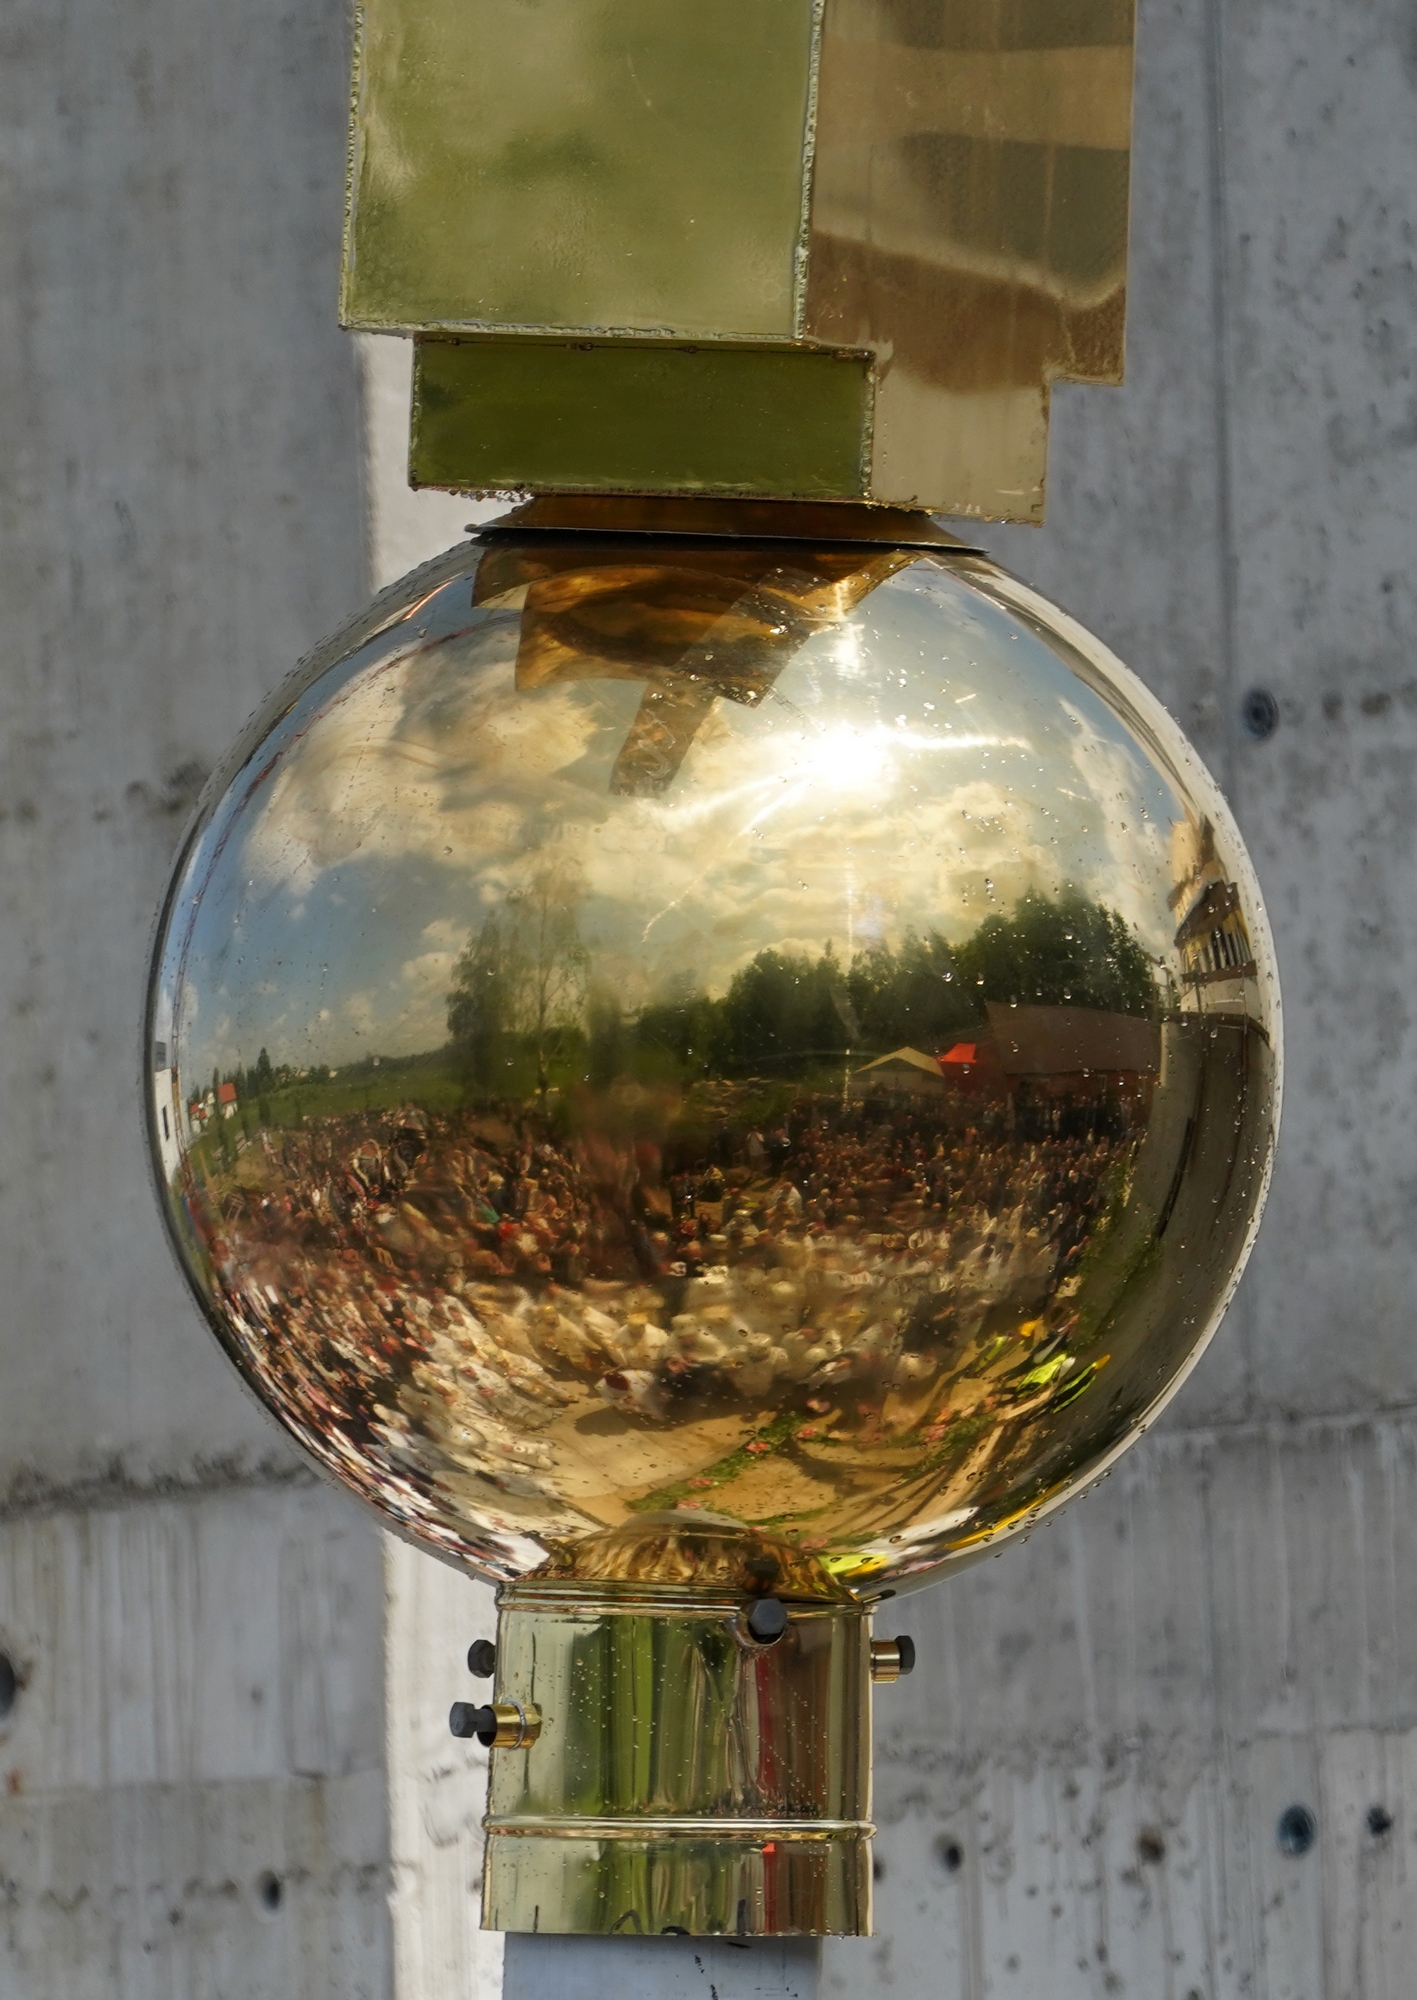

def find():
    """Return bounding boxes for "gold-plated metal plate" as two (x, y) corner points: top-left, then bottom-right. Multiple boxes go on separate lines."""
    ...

(343, 0), (814, 337)
(410, 338), (871, 500)
(804, 0), (1135, 517)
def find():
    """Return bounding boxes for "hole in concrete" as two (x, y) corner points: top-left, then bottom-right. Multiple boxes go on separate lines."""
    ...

(0, 1656), (16, 1721)
(872, 1856), (886, 1881)
(1137, 1828), (1166, 1865)
(1277, 1805), (1317, 1857)
(1241, 687), (1279, 741)
(1367, 1806), (1394, 1838)
(257, 1872), (283, 1914)
(934, 1835), (964, 1874)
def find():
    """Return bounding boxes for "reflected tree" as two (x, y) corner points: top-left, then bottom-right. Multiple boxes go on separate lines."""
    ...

(448, 863), (590, 1094)
(953, 888), (1155, 1017)
(515, 865), (590, 1092)
(447, 910), (523, 1088)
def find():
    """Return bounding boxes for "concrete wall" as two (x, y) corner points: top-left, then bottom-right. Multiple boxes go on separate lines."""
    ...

(0, 0), (397, 1985)
(0, 1489), (389, 1997)
(0, 0), (360, 1507)
(3, 0), (1415, 1989)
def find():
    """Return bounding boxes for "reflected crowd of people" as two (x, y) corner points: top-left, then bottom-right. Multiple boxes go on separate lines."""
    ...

(179, 1082), (1137, 1546)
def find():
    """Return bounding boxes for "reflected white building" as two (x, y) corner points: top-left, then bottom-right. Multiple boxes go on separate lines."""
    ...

(151, 1039), (183, 1184)
(1169, 813), (1260, 1015)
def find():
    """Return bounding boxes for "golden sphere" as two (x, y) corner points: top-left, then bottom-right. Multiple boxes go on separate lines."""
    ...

(146, 521), (1279, 1595)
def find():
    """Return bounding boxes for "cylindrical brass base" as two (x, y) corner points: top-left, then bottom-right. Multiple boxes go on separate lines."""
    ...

(480, 1539), (874, 1937)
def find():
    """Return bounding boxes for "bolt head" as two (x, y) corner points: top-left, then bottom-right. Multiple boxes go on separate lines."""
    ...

(745, 1597), (789, 1644)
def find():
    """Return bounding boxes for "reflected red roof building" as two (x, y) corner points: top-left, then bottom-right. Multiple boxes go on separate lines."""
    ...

(852, 1003), (1159, 1129)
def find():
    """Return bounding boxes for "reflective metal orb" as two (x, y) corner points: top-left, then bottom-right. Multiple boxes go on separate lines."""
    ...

(146, 523), (1280, 1594)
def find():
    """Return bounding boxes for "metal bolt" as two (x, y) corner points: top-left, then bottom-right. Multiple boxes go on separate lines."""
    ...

(870, 1635), (916, 1682)
(467, 1638), (497, 1678)
(745, 1597), (788, 1644)
(450, 1699), (541, 1749)
(450, 1701), (497, 1743)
